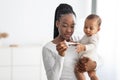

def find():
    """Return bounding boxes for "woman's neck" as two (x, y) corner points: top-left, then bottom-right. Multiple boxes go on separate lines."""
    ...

(52, 36), (64, 44)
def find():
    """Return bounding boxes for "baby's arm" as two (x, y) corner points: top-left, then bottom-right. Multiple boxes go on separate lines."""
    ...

(79, 35), (99, 52)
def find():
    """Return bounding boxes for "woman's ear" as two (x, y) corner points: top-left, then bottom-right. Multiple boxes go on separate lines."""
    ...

(56, 20), (59, 28)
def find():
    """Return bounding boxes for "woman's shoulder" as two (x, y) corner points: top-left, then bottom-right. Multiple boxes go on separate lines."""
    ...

(43, 41), (56, 49)
(42, 41), (57, 55)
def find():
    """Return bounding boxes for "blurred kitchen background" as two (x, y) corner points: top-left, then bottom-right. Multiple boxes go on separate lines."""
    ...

(0, 0), (120, 80)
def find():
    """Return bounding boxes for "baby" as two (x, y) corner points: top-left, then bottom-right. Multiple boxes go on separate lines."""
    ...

(75, 14), (102, 80)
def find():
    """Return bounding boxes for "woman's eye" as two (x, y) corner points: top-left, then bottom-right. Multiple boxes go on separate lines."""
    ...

(63, 24), (67, 27)
(85, 27), (88, 29)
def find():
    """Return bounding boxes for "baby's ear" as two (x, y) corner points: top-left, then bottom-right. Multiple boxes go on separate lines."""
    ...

(98, 27), (100, 31)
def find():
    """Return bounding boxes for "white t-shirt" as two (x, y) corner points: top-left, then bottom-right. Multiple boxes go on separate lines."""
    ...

(42, 41), (79, 80)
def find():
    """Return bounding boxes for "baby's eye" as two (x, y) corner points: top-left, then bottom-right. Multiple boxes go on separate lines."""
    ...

(71, 25), (75, 28)
(90, 27), (94, 30)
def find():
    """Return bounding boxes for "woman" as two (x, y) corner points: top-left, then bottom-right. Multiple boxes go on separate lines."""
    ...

(42, 3), (97, 80)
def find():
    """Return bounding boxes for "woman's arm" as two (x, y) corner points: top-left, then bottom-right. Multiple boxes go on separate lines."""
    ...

(42, 47), (64, 80)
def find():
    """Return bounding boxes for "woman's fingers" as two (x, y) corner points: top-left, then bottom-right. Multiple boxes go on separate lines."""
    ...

(76, 62), (86, 72)
(56, 41), (68, 56)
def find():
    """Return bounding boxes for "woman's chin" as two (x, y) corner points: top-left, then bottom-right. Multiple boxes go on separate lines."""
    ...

(65, 38), (71, 42)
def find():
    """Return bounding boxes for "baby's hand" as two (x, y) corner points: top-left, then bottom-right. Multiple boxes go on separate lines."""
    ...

(76, 43), (85, 53)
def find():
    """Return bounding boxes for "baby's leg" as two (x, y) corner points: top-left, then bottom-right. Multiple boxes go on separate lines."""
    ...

(74, 64), (86, 80)
(88, 70), (99, 80)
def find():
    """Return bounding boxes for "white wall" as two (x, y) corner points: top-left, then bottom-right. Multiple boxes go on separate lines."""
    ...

(0, 0), (91, 46)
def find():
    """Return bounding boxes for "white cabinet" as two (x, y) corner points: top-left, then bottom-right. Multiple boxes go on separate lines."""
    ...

(0, 48), (11, 66)
(12, 46), (41, 80)
(0, 48), (11, 80)
(12, 46), (41, 65)
(0, 46), (46, 80)
(0, 67), (11, 80)
(13, 66), (40, 80)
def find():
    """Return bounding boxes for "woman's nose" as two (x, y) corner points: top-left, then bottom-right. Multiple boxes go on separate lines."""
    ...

(66, 28), (72, 32)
